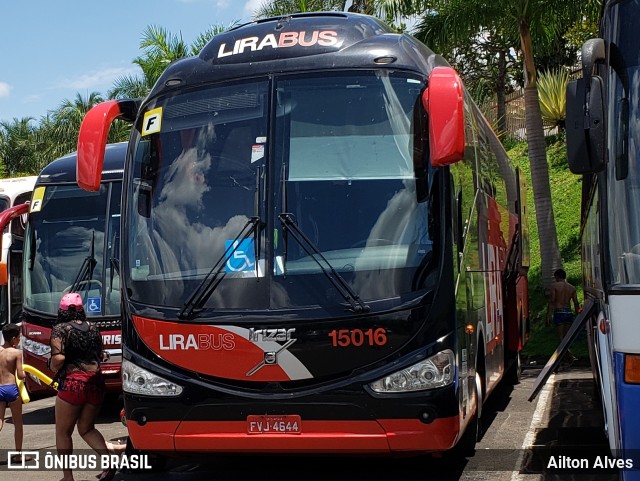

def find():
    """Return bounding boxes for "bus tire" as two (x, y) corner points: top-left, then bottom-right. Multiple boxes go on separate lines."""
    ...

(453, 372), (483, 456)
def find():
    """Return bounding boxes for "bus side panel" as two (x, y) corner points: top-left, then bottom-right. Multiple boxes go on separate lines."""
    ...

(609, 294), (640, 457)
(595, 307), (619, 454)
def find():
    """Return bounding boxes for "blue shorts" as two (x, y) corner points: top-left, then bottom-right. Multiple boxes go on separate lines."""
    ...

(553, 308), (574, 326)
(0, 383), (19, 403)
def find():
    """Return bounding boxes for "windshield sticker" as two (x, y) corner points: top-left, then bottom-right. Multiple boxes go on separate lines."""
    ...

(87, 297), (102, 315)
(142, 107), (163, 136)
(225, 239), (256, 273)
(30, 186), (45, 213)
(251, 144), (264, 163)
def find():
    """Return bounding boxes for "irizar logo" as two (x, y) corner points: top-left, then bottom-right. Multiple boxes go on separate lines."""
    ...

(246, 328), (297, 376)
(217, 30), (339, 58)
(248, 328), (295, 342)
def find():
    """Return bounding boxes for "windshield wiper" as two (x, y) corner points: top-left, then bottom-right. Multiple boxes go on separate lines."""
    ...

(109, 228), (120, 290)
(278, 213), (369, 313)
(179, 216), (261, 320)
(70, 231), (97, 294)
(110, 257), (120, 285)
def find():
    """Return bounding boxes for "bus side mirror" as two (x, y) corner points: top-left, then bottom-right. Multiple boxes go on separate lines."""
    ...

(422, 66), (465, 167)
(0, 203), (30, 285)
(566, 38), (606, 175)
(566, 77), (605, 174)
(77, 99), (140, 191)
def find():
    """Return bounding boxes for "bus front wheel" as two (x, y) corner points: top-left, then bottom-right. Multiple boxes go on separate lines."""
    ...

(452, 372), (483, 456)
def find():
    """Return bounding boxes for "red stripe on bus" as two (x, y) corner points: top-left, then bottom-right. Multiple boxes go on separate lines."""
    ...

(128, 417), (458, 453)
(132, 315), (290, 381)
(127, 421), (180, 451)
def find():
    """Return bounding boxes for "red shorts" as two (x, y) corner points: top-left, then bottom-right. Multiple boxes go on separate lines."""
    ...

(57, 371), (105, 406)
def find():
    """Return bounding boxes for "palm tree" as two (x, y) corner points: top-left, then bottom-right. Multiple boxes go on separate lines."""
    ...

(109, 25), (187, 100)
(0, 117), (40, 176)
(109, 23), (236, 100)
(190, 23), (238, 56)
(377, 0), (598, 287)
(48, 92), (107, 159)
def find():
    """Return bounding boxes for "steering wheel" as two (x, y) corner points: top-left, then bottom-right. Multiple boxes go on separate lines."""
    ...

(350, 238), (396, 248)
(62, 280), (103, 295)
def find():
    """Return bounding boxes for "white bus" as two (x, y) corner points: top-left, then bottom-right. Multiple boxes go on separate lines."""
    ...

(0, 176), (37, 341)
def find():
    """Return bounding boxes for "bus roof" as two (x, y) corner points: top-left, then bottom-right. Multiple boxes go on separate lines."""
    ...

(147, 12), (445, 101)
(0, 176), (37, 205)
(38, 142), (126, 185)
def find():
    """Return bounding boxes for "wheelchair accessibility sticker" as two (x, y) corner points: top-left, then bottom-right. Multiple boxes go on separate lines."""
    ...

(225, 239), (255, 272)
(87, 297), (102, 314)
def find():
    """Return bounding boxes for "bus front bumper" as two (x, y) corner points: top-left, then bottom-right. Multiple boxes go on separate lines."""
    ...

(126, 415), (460, 454)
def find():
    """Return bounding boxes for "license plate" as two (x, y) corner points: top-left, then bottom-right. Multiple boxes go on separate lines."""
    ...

(247, 415), (302, 434)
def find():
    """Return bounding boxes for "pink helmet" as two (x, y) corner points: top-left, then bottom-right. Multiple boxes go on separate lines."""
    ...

(59, 292), (83, 311)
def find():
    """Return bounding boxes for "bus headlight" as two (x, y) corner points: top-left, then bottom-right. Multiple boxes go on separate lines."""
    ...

(122, 359), (183, 396)
(22, 339), (51, 357)
(369, 349), (455, 393)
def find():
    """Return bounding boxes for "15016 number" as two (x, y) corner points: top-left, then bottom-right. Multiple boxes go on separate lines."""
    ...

(328, 328), (387, 347)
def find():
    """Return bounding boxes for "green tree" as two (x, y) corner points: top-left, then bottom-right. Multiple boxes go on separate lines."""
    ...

(537, 68), (570, 131)
(108, 24), (235, 101)
(47, 92), (109, 159)
(190, 24), (237, 55)
(0, 117), (40, 176)
(378, 0), (598, 286)
(109, 25), (188, 100)
(413, 14), (519, 134)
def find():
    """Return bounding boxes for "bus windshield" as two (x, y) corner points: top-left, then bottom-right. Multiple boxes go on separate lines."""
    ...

(126, 71), (439, 312)
(24, 183), (122, 316)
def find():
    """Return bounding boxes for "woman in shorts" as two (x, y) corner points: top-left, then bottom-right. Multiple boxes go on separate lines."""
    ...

(49, 292), (115, 481)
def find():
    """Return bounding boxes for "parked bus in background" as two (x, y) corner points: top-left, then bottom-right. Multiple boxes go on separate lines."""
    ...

(0, 176), (37, 343)
(76, 13), (529, 456)
(5, 144), (125, 398)
(550, 1), (640, 478)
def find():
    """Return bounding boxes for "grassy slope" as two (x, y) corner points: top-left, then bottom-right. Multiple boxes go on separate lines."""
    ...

(505, 134), (588, 361)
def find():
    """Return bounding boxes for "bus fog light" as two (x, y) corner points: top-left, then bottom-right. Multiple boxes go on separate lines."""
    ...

(369, 349), (454, 393)
(122, 359), (183, 396)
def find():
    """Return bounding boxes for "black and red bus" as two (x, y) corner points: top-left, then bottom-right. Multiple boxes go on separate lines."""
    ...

(14, 144), (125, 397)
(76, 12), (529, 455)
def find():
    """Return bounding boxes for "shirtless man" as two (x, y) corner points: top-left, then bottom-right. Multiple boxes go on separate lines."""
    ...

(548, 269), (581, 362)
(0, 323), (27, 463)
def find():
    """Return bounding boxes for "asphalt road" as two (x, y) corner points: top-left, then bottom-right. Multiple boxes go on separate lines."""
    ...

(0, 366), (620, 481)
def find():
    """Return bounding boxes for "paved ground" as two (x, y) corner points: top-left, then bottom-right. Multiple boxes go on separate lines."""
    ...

(0, 366), (622, 481)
